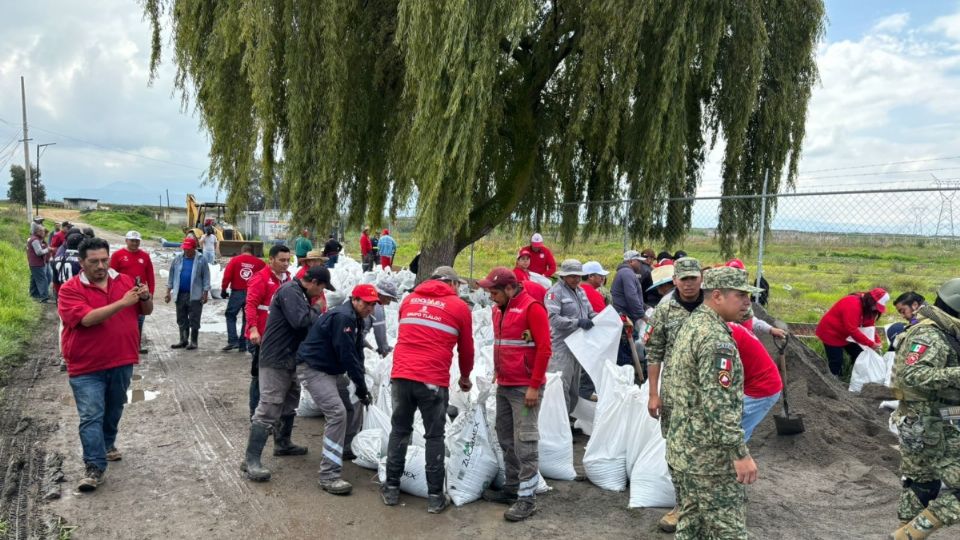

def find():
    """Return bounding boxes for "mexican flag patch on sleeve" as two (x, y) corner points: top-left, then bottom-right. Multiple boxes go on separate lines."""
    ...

(909, 343), (928, 355)
(715, 357), (733, 372)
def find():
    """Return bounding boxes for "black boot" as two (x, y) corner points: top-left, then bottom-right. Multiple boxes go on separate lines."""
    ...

(241, 421), (272, 481)
(170, 329), (188, 349)
(186, 328), (199, 350)
(274, 415), (308, 456)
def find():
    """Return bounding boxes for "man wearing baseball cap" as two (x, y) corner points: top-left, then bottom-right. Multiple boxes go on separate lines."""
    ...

(477, 267), (552, 521)
(362, 279), (399, 357)
(545, 259), (595, 413)
(164, 236), (210, 350)
(220, 244), (267, 352)
(513, 248), (533, 282)
(242, 265), (334, 482)
(646, 256), (702, 532)
(111, 231), (155, 354)
(611, 251), (647, 372)
(294, 283), (377, 495)
(580, 260), (610, 313)
(521, 233), (557, 278)
(665, 266), (761, 539)
(381, 266), (474, 513)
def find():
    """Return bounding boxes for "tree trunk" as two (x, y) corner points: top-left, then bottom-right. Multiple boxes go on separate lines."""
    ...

(415, 236), (458, 284)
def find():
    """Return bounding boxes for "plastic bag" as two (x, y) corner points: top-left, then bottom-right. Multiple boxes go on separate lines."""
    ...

(351, 428), (384, 470)
(445, 397), (500, 506)
(538, 373), (577, 480)
(296, 383), (324, 417)
(378, 445), (429, 498)
(625, 382), (675, 508)
(848, 348), (892, 393)
(582, 364), (634, 491)
(564, 306), (624, 388)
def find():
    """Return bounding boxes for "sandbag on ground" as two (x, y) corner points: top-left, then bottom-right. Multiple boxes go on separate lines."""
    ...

(445, 393), (500, 506)
(538, 372), (577, 480)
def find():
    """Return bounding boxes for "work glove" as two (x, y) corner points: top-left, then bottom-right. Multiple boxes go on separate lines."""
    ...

(577, 318), (594, 330)
(357, 391), (372, 407)
(221, 290), (229, 299)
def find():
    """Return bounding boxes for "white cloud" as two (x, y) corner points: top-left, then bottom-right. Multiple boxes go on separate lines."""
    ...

(930, 12), (960, 41)
(872, 12), (910, 33)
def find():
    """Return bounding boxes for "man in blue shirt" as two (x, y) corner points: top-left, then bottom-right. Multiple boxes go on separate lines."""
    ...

(164, 237), (211, 350)
(377, 229), (397, 269)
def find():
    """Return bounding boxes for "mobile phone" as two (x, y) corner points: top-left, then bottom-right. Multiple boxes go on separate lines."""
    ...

(135, 277), (142, 287)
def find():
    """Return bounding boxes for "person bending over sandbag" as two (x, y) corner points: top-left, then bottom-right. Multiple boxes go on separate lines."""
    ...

(478, 268), (553, 521)
(545, 259), (595, 414)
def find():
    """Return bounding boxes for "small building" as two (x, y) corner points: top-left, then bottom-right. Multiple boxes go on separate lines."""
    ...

(64, 197), (99, 211)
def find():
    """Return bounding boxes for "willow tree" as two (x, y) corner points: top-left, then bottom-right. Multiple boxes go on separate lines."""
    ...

(144, 0), (825, 272)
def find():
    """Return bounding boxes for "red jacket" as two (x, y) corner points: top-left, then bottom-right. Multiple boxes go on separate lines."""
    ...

(815, 294), (880, 348)
(513, 266), (530, 282)
(294, 266), (327, 310)
(729, 322), (783, 398)
(244, 266), (290, 338)
(49, 230), (66, 251)
(58, 270), (142, 377)
(523, 245), (557, 277)
(581, 283), (606, 313)
(360, 232), (372, 256)
(492, 289), (552, 387)
(222, 253), (267, 292)
(110, 248), (156, 294)
(392, 280), (474, 387)
(521, 280), (547, 304)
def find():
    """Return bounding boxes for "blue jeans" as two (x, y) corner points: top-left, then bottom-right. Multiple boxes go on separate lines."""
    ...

(224, 290), (248, 350)
(742, 391), (781, 442)
(29, 266), (49, 301)
(203, 250), (215, 265)
(326, 254), (339, 269)
(69, 365), (134, 471)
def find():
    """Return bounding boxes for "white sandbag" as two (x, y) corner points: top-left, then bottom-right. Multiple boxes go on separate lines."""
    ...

(564, 306), (624, 389)
(446, 398), (500, 506)
(883, 352), (895, 386)
(880, 400), (899, 410)
(571, 398), (596, 436)
(846, 326), (876, 344)
(538, 373), (577, 480)
(528, 271), (552, 289)
(351, 428), (384, 470)
(582, 364), (634, 491)
(626, 382), (675, 508)
(296, 382), (324, 417)
(888, 412), (899, 435)
(378, 445), (429, 498)
(848, 348), (892, 393)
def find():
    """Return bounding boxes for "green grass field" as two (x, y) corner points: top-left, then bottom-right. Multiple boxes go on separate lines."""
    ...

(81, 207), (184, 241)
(0, 209), (41, 382)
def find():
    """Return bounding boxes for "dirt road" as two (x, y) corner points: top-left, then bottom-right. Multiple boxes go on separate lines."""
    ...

(1, 232), (904, 539)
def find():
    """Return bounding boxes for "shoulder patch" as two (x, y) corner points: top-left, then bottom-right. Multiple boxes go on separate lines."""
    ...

(715, 342), (736, 354)
(905, 352), (920, 366)
(718, 370), (732, 389)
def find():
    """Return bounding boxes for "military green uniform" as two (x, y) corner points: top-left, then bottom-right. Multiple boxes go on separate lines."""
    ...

(891, 305), (960, 527)
(646, 297), (696, 438)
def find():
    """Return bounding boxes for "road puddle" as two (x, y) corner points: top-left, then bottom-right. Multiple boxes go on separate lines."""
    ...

(127, 389), (159, 403)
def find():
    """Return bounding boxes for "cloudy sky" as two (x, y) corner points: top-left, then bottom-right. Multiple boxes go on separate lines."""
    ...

(2, 1), (960, 209)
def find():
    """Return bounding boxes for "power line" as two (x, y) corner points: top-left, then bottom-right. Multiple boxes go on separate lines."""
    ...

(799, 154), (960, 174)
(0, 117), (205, 171)
(798, 165), (960, 181)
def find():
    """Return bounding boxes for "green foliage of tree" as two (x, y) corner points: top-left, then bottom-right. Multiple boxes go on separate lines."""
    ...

(7, 165), (44, 206)
(144, 0), (825, 271)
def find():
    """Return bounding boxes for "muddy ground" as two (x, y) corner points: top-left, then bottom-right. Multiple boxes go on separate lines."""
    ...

(0, 231), (905, 539)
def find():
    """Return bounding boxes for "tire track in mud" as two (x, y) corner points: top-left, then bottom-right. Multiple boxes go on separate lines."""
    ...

(146, 320), (286, 536)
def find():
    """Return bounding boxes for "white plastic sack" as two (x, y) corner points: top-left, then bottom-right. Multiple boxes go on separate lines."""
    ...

(351, 429), (384, 470)
(848, 348), (893, 393)
(445, 400), (500, 506)
(528, 271), (552, 289)
(296, 383), (324, 417)
(582, 364), (634, 491)
(846, 326), (876, 344)
(571, 399), (596, 436)
(565, 306), (623, 389)
(626, 382), (675, 508)
(538, 373), (577, 480)
(378, 446), (429, 498)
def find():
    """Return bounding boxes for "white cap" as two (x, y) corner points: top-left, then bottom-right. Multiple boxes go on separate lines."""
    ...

(582, 261), (609, 276)
(125, 230), (142, 240)
(531, 232), (544, 244)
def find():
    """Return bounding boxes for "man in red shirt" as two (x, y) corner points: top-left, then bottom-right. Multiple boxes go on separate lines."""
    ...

(580, 260), (610, 313)
(294, 250), (329, 311)
(381, 266), (474, 513)
(220, 243), (267, 352)
(244, 244), (292, 418)
(477, 267), (552, 522)
(49, 220), (69, 251)
(359, 226), (373, 272)
(58, 237), (153, 493)
(513, 248), (532, 282)
(110, 231), (156, 354)
(522, 233), (556, 278)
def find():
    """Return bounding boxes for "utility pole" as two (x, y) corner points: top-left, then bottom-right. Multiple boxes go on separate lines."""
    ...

(20, 76), (34, 221)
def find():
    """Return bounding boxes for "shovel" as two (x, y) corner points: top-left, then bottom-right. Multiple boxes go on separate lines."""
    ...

(626, 327), (645, 385)
(773, 332), (805, 435)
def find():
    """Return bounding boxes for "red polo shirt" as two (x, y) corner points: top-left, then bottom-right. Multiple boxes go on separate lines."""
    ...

(110, 248), (156, 294)
(59, 270), (143, 377)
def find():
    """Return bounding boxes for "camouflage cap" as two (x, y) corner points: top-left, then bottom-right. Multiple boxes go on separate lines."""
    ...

(702, 266), (763, 293)
(674, 257), (702, 279)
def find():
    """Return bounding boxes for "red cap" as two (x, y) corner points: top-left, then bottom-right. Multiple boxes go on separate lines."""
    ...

(477, 267), (518, 289)
(869, 287), (890, 313)
(654, 259), (674, 268)
(352, 284), (380, 303)
(517, 248), (532, 259)
(182, 237), (198, 250)
(726, 258), (745, 270)
(382, 229), (389, 235)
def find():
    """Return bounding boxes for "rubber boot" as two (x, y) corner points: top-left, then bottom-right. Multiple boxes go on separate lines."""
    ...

(273, 415), (308, 456)
(241, 422), (272, 482)
(170, 329), (188, 349)
(504, 496), (537, 521)
(659, 505), (680, 532)
(186, 328), (199, 350)
(890, 508), (943, 540)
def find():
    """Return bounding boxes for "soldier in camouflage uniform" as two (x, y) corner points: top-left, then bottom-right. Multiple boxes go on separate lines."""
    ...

(644, 257), (702, 533)
(889, 278), (960, 540)
(665, 266), (761, 540)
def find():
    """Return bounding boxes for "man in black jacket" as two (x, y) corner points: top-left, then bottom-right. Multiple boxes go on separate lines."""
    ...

(322, 234), (343, 269)
(242, 266), (335, 482)
(296, 284), (377, 495)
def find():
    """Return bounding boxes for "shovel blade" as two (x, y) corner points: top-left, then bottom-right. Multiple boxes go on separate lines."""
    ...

(774, 413), (805, 436)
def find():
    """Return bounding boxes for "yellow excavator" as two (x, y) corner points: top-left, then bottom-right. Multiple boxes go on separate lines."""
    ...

(185, 194), (263, 257)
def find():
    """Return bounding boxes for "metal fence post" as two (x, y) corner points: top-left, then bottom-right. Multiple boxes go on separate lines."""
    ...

(755, 169), (770, 302)
(622, 199), (630, 253)
(469, 242), (475, 280)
